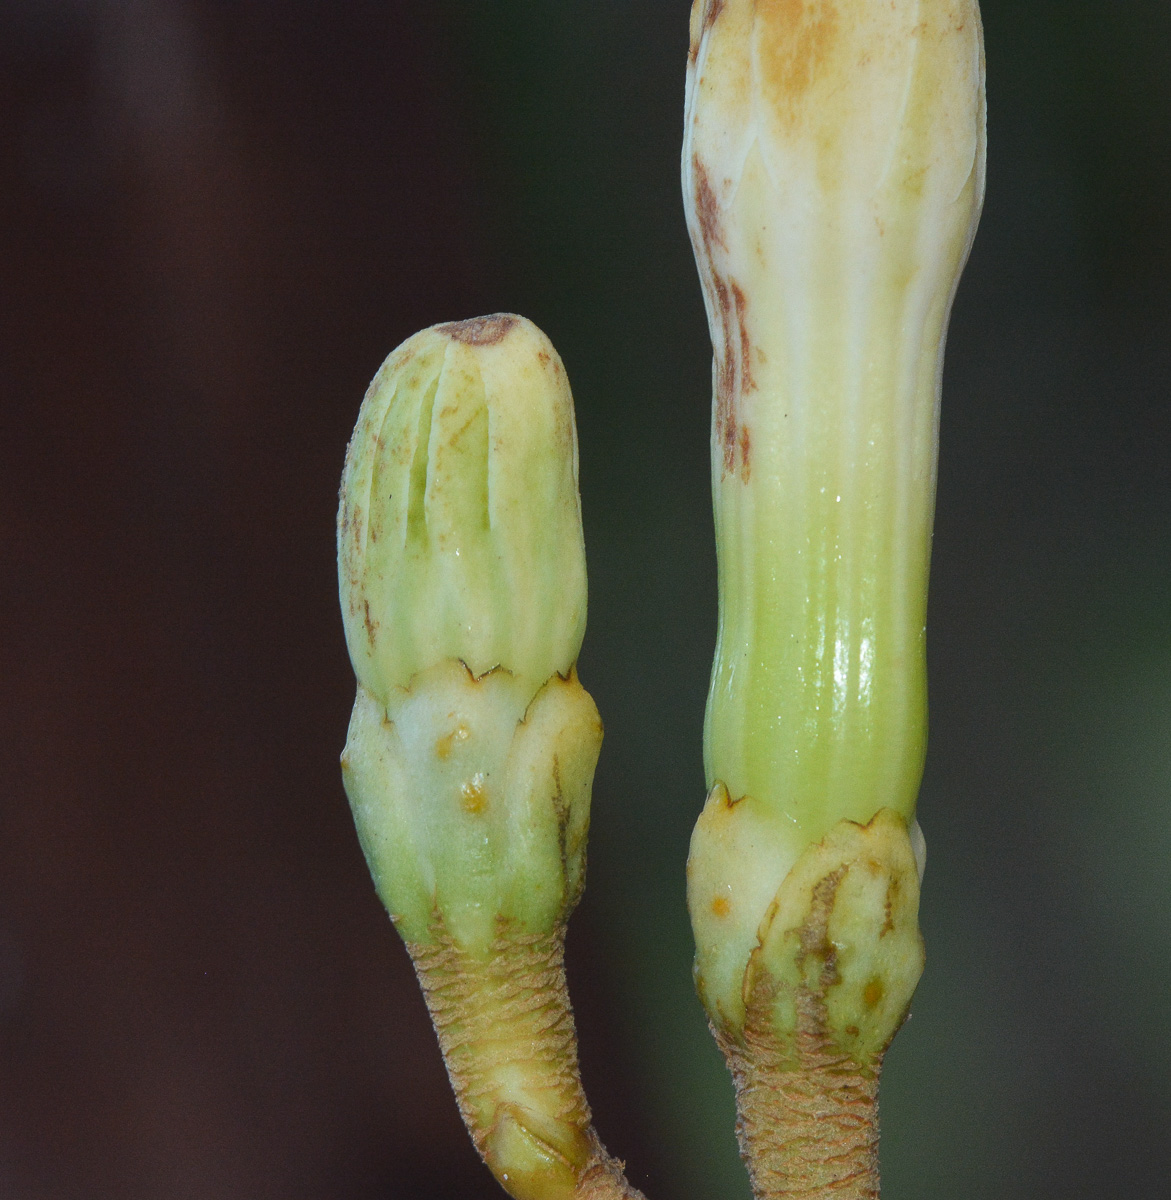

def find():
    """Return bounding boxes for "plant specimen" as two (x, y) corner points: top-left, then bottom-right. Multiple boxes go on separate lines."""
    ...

(336, 3), (985, 1198)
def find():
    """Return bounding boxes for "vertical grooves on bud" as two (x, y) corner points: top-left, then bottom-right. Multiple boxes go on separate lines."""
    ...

(689, 0), (984, 844)
(473, 399), (492, 532)
(832, 254), (863, 804)
(408, 363), (442, 542)
(354, 385), (386, 567)
(340, 314), (588, 696)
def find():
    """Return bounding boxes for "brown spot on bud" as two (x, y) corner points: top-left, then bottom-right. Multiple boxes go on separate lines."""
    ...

(437, 314), (518, 346)
(863, 977), (885, 1009)
(711, 896), (732, 918)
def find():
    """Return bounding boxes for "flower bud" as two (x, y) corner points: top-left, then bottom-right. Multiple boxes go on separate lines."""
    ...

(336, 326), (643, 1200)
(337, 316), (600, 955)
(338, 314), (587, 702)
(683, 0), (985, 1036)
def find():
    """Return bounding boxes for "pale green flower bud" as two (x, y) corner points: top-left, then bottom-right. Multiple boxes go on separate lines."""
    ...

(684, 0), (985, 1039)
(338, 314), (587, 702)
(337, 315), (600, 956)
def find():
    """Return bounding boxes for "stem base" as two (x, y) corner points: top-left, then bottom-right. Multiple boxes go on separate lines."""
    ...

(717, 1022), (880, 1200)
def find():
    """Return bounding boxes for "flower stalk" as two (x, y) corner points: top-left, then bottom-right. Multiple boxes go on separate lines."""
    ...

(682, 2), (986, 1196)
(338, 316), (643, 1200)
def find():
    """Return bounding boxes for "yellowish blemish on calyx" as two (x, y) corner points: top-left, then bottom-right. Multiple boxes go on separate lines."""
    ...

(461, 775), (488, 814)
(436, 722), (470, 759)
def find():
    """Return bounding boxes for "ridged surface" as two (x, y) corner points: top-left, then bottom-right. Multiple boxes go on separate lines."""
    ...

(719, 1028), (880, 1199)
(338, 315), (587, 699)
(683, 0), (986, 841)
(410, 926), (645, 1200)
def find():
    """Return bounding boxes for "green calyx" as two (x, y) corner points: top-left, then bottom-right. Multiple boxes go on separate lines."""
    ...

(689, 805), (924, 1058)
(338, 314), (587, 703)
(342, 659), (602, 953)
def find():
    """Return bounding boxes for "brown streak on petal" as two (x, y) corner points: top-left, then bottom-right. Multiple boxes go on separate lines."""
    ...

(731, 281), (755, 394)
(693, 157), (752, 481)
(692, 156), (726, 253)
(691, 0), (726, 63)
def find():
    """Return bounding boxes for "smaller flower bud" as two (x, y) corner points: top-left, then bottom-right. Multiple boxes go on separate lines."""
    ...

(337, 316), (600, 953)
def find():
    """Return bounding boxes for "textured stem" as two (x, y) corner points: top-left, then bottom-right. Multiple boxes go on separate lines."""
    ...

(410, 925), (645, 1200)
(712, 838), (899, 1200)
(718, 1028), (880, 1200)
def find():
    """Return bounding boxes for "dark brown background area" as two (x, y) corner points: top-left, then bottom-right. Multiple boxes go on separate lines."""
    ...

(2, 3), (1170, 1198)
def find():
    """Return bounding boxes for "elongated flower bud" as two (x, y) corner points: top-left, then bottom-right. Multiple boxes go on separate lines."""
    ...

(685, 0), (984, 1037)
(683, 4), (985, 1196)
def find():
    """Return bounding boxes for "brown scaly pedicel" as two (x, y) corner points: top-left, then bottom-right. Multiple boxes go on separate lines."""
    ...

(409, 923), (646, 1200)
(718, 871), (881, 1200)
(718, 1033), (880, 1200)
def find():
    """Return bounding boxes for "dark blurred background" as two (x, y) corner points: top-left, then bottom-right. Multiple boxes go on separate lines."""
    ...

(2, 1), (1169, 1196)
